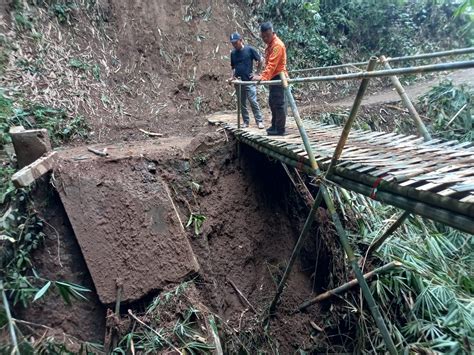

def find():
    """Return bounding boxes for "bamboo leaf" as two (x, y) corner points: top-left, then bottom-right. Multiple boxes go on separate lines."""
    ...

(33, 281), (51, 301)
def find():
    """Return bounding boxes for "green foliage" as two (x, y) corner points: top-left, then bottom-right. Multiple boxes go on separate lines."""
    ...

(92, 63), (101, 81)
(115, 281), (215, 354)
(68, 58), (90, 71)
(0, 159), (91, 353)
(0, 91), (89, 146)
(0, 337), (102, 354)
(186, 213), (206, 235)
(14, 13), (33, 31)
(418, 81), (473, 142)
(455, 0), (474, 16)
(0, 91), (14, 147)
(257, 0), (472, 69)
(335, 190), (474, 353)
(50, 1), (77, 24)
(0, 181), (91, 308)
(258, 0), (342, 68)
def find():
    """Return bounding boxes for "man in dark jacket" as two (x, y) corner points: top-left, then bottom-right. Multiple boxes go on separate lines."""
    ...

(229, 32), (265, 129)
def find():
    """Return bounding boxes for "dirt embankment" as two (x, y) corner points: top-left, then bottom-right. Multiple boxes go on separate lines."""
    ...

(1, 0), (259, 143)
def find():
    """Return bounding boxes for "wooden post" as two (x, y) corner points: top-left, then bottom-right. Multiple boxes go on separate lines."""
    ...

(380, 55), (432, 142)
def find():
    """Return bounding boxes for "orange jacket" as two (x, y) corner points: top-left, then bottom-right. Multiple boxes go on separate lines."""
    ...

(261, 34), (288, 81)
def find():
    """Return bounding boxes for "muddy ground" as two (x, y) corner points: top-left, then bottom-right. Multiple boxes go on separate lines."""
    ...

(20, 129), (354, 353)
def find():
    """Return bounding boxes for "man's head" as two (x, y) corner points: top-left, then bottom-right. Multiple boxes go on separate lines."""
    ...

(260, 22), (274, 45)
(230, 32), (243, 50)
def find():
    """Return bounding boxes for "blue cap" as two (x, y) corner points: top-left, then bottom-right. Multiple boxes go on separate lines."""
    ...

(230, 32), (241, 43)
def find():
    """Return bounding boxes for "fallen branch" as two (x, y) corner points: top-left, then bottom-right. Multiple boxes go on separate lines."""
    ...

(227, 278), (257, 314)
(446, 103), (467, 128)
(298, 261), (402, 311)
(139, 128), (163, 137)
(87, 147), (108, 157)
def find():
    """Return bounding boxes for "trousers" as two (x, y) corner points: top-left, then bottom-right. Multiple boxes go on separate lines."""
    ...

(269, 75), (286, 132)
(239, 84), (263, 124)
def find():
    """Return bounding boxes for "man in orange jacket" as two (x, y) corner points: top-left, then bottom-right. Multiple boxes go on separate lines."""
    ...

(251, 22), (288, 136)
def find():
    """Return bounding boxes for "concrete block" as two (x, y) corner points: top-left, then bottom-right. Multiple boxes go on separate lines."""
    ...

(11, 151), (57, 188)
(9, 126), (52, 168)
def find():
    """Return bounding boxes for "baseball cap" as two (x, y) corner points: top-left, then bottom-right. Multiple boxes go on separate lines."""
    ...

(230, 32), (241, 43)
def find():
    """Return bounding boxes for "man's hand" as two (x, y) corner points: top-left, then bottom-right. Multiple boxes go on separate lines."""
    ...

(251, 74), (262, 81)
(227, 77), (236, 85)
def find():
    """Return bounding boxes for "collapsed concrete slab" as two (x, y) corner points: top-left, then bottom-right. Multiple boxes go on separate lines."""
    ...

(55, 151), (199, 304)
(9, 126), (52, 168)
(12, 151), (57, 188)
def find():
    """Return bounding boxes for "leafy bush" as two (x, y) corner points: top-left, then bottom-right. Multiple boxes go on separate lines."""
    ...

(332, 190), (474, 353)
(419, 81), (473, 142)
(0, 91), (89, 147)
(257, 0), (342, 68)
(256, 0), (472, 69)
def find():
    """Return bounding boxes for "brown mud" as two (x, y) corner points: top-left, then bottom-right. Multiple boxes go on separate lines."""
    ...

(16, 185), (106, 344)
(20, 131), (352, 353)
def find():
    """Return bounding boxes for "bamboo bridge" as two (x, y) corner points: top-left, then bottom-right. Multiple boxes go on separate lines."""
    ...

(209, 48), (474, 354)
(208, 113), (474, 234)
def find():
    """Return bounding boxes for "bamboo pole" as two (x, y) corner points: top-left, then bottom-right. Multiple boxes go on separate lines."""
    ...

(326, 57), (378, 178)
(365, 211), (411, 259)
(233, 60), (474, 86)
(380, 56), (431, 141)
(1, 281), (19, 355)
(236, 84), (241, 129)
(342, 54), (433, 257)
(298, 261), (402, 310)
(329, 174), (474, 234)
(289, 47), (474, 74)
(306, 57), (398, 354)
(266, 72), (325, 318)
(333, 166), (474, 218)
(279, 73), (320, 172)
(319, 183), (398, 354)
(267, 59), (398, 354)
